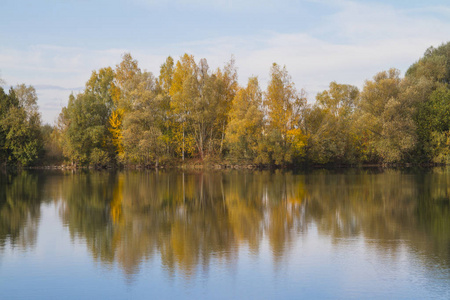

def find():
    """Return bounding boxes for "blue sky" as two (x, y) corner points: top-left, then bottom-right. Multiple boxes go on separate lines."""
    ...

(1, 0), (450, 124)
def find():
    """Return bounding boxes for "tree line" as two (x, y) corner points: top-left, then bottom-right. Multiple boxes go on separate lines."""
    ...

(2, 41), (450, 168)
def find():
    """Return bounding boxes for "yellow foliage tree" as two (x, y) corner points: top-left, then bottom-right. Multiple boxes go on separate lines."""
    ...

(263, 63), (307, 164)
(109, 108), (124, 157)
(226, 77), (263, 162)
(110, 175), (124, 225)
(169, 54), (198, 160)
(286, 128), (308, 158)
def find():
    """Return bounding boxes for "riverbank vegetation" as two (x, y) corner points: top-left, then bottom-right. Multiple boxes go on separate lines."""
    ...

(2, 41), (450, 168)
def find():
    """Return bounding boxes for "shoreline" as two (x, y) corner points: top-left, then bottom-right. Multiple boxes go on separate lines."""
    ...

(19, 161), (447, 171)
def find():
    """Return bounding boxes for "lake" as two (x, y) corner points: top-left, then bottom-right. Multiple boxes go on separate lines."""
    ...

(0, 169), (449, 299)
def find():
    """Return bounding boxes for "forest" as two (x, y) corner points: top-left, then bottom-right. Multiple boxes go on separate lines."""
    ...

(1, 41), (450, 168)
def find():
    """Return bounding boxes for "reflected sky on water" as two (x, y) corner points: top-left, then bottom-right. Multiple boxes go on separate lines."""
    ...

(0, 169), (449, 299)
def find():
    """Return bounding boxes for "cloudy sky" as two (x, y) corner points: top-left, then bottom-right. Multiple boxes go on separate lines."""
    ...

(1, 0), (450, 124)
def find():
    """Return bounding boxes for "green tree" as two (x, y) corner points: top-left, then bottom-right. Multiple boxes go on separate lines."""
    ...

(40, 124), (63, 164)
(358, 69), (417, 163)
(0, 87), (15, 164)
(121, 71), (165, 165)
(406, 42), (450, 85)
(406, 42), (450, 162)
(307, 82), (360, 164)
(0, 85), (42, 166)
(415, 86), (450, 163)
(57, 69), (116, 166)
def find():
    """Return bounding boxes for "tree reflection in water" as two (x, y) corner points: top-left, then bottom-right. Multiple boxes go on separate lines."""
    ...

(0, 171), (46, 251)
(1, 169), (449, 281)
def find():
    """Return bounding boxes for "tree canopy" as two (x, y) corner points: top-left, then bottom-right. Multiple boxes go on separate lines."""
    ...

(5, 41), (450, 168)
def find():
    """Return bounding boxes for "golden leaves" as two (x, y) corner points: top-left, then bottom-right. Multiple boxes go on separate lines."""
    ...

(109, 108), (124, 156)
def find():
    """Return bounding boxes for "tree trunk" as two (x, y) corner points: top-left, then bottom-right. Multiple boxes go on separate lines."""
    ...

(199, 131), (203, 160)
(220, 122), (225, 154)
(182, 124), (185, 161)
(209, 127), (213, 154)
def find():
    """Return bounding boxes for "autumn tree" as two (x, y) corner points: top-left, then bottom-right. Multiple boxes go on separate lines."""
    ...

(168, 54), (198, 160)
(51, 44), (450, 167)
(307, 82), (360, 164)
(121, 71), (165, 166)
(215, 57), (239, 154)
(113, 53), (141, 111)
(106, 53), (142, 158)
(159, 56), (174, 95)
(155, 57), (177, 157)
(190, 58), (232, 159)
(226, 77), (263, 162)
(261, 63), (307, 165)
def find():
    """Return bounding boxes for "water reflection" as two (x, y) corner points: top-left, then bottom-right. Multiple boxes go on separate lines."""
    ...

(0, 169), (449, 282)
(0, 171), (45, 250)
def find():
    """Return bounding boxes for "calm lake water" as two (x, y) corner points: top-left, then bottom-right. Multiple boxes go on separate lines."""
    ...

(0, 169), (449, 299)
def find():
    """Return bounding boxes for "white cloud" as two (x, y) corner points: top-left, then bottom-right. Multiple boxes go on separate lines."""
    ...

(0, 45), (128, 87)
(323, 1), (450, 42)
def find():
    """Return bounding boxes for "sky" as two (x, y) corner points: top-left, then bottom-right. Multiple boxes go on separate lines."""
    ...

(1, 0), (450, 124)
